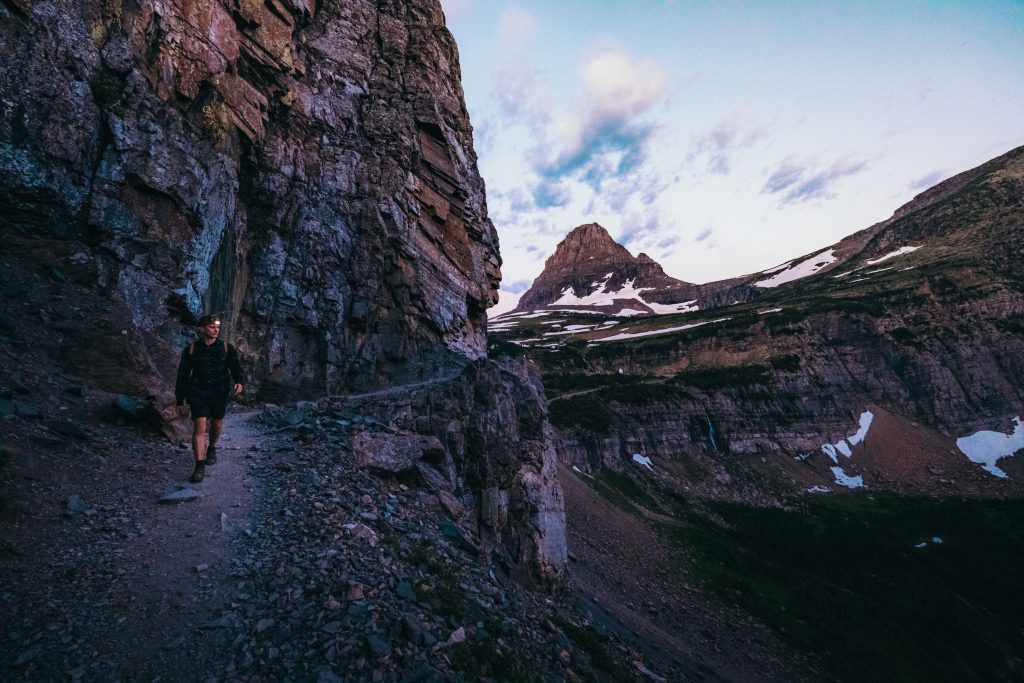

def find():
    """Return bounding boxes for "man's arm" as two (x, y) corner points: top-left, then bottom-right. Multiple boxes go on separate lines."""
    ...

(175, 346), (192, 405)
(226, 343), (245, 394)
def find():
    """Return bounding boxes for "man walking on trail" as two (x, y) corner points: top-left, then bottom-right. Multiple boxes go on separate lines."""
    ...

(175, 314), (245, 483)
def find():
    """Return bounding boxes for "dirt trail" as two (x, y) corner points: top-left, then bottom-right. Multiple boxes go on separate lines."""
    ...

(1, 410), (267, 681)
(112, 411), (261, 670)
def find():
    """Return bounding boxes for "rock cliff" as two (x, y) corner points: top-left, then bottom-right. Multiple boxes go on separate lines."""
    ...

(0, 0), (564, 581)
(1, 0), (499, 395)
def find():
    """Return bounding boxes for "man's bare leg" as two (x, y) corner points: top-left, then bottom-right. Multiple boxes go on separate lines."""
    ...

(206, 418), (224, 464)
(209, 418), (224, 450)
(192, 417), (208, 461)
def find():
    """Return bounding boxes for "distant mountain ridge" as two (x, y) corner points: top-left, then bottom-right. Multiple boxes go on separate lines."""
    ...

(511, 146), (1024, 319)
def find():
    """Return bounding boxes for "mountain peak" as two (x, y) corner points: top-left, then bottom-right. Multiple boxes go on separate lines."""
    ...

(546, 223), (632, 268)
(514, 223), (697, 313)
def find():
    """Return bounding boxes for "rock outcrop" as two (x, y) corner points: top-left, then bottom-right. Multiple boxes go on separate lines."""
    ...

(332, 356), (567, 585)
(0, 0), (565, 582)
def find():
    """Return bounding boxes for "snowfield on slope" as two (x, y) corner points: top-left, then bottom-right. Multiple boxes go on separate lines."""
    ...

(865, 245), (920, 265)
(817, 411), (874, 489)
(754, 249), (836, 288)
(552, 274), (699, 314)
(590, 317), (731, 343)
(956, 417), (1024, 478)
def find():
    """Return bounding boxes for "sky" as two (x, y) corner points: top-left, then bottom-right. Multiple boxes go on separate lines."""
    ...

(439, 1), (1024, 312)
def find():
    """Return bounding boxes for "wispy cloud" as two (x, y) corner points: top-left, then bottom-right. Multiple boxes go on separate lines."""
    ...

(491, 55), (550, 126)
(908, 169), (946, 191)
(439, 0), (476, 21)
(762, 155), (870, 204)
(534, 48), (668, 192)
(498, 6), (538, 46)
(502, 278), (533, 294)
(690, 114), (768, 175)
(695, 227), (713, 242)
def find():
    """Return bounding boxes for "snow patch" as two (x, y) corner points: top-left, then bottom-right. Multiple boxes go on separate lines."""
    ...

(956, 417), (1024, 478)
(571, 465), (594, 479)
(496, 310), (553, 320)
(591, 317), (731, 343)
(758, 308), (784, 315)
(820, 411), (873, 464)
(632, 454), (654, 471)
(551, 274), (699, 314)
(865, 245), (920, 265)
(615, 308), (648, 317)
(806, 485), (831, 494)
(848, 411), (874, 445)
(754, 249), (836, 288)
(831, 466), (865, 489)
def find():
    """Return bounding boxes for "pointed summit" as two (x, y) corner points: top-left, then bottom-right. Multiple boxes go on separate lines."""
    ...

(515, 223), (698, 314)
(544, 223), (633, 268)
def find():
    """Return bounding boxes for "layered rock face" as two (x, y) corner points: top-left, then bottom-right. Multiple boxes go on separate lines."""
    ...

(1, 0), (565, 580)
(0, 0), (499, 395)
(343, 356), (566, 585)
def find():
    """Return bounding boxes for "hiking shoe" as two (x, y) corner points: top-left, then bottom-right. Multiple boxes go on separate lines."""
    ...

(190, 461), (205, 483)
(206, 445), (217, 465)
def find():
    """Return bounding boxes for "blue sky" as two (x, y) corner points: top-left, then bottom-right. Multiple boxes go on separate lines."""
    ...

(440, 1), (1024, 307)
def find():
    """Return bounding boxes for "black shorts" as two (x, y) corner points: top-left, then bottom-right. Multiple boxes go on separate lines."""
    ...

(187, 388), (230, 420)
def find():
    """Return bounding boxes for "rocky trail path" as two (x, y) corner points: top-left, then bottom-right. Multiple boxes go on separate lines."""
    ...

(1, 411), (267, 681)
(5, 398), (655, 683)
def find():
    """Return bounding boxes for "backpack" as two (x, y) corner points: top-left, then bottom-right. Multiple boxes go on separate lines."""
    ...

(188, 340), (233, 357)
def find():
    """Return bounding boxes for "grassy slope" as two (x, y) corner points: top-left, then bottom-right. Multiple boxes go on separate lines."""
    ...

(588, 471), (1024, 683)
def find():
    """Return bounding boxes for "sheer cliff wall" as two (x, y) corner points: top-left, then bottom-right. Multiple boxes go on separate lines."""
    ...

(1, 0), (499, 396)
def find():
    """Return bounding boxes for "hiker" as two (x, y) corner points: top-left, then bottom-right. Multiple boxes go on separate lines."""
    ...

(175, 314), (245, 483)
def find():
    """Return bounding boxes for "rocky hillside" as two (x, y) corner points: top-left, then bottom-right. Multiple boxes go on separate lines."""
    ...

(493, 145), (1024, 498)
(0, 0), (565, 587)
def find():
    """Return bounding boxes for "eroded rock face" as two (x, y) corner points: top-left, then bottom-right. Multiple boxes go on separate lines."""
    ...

(336, 357), (567, 585)
(0, 0), (499, 396)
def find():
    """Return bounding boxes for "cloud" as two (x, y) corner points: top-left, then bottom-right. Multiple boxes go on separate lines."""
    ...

(492, 56), (545, 120)
(439, 0), (476, 21)
(690, 114), (768, 175)
(617, 212), (665, 248)
(908, 169), (946, 191)
(532, 180), (572, 208)
(695, 227), (713, 242)
(502, 278), (533, 294)
(534, 48), (668, 192)
(498, 6), (539, 46)
(762, 155), (870, 204)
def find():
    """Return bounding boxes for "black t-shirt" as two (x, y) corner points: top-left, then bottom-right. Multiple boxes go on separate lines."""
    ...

(175, 339), (244, 405)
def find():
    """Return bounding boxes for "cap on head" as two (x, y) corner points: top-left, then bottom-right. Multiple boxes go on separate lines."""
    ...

(197, 314), (220, 327)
